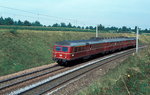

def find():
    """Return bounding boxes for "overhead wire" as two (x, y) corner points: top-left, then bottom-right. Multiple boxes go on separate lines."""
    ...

(0, 5), (90, 27)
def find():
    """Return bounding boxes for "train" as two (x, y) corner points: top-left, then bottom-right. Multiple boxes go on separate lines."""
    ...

(52, 37), (136, 65)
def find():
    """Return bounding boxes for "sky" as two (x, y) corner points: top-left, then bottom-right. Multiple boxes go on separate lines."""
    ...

(0, 0), (150, 29)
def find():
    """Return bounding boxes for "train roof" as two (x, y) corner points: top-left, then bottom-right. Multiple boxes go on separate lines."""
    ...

(55, 37), (136, 46)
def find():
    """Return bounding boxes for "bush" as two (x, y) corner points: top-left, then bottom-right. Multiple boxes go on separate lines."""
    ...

(10, 29), (17, 35)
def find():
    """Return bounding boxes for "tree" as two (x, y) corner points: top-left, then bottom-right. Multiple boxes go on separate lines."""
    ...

(52, 23), (59, 27)
(142, 29), (150, 33)
(4, 17), (14, 25)
(32, 21), (42, 26)
(121, 26), (131, 32)
(24, 20), (31, 26)
(81, 27), (84, 29)
(60, 22), (67, 27)
(0, 17), (4, 25)
(110, 26), (118, 31)
(67, 23), (72, 28)
(17, 20), (23, 25)
(85, 26), (89, 29)
(77, 26), (81, 29)
(14, 21), (18, 25)
(89, 26), (94, 30)
(122, 26), (127, 31)
(98, 24), (105, 30)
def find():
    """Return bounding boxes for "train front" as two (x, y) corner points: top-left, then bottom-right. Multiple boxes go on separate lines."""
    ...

(53, 44), (72, 65)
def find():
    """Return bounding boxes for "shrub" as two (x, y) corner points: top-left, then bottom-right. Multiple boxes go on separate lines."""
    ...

(10, 29), (17, 35)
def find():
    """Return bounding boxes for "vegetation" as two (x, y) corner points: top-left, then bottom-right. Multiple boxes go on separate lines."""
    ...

(0, 17), (42, 26)
(77, 39), (150, 95)
(1, 16), (150, 33)
(0, 29), (96, 76)
(0, 25), (95, 32)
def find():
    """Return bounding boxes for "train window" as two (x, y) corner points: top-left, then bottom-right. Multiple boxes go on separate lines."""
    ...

(96, 44), (98, 48)
(62, 47), (68, 52)
(83, 47), (85, 50)
(74, 47), (77, 52)
(81, 47), (83, 51)
(77, 47), (79, 51)
(83, 47), (86, 50)
(78, 47), (81, 51)
(82, 47), (84, 50)
(56, 46), (61, 51)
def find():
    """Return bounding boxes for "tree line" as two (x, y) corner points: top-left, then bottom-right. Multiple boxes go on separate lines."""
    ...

(0, 17), (149, 33)
(0, 17), (42, 26)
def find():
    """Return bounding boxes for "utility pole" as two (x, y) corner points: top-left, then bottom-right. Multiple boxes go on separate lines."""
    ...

(136, 26), (139, 53)
(96, 25), (98, 37)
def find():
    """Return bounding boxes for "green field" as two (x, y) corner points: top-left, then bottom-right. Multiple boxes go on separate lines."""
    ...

(0, 25), (95, 32)
(0, 28), (149, 77)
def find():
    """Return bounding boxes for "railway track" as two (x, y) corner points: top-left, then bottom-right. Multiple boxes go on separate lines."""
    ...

(0, 46), (146, 95)
(0, 64), (67, 95)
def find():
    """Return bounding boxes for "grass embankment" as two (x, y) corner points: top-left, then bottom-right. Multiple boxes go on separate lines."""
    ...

(0, 28), (148, 77)
(77, 47), (150, 94)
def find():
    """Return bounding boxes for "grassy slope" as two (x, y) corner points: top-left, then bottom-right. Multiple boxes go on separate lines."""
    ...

(77, 37), (150, 95)
(0, 29), (96, 76)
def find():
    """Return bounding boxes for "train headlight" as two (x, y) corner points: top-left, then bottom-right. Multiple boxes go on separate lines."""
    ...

(60, 54), (62, 57)
(72, 54), (74, 56)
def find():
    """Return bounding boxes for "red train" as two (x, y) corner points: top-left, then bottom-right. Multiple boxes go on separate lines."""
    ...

(53, 37), (136, 65)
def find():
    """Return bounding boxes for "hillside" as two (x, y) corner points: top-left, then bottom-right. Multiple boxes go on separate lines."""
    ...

(0, 29), (95, 76)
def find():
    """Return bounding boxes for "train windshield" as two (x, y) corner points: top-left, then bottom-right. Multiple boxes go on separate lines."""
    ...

(62, 47), (68, 52)
(56, 46), (61, 51)
(55, 46), (68, 52)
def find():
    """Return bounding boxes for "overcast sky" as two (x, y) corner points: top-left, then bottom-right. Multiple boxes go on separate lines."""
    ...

(0, 0), (149, 29)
